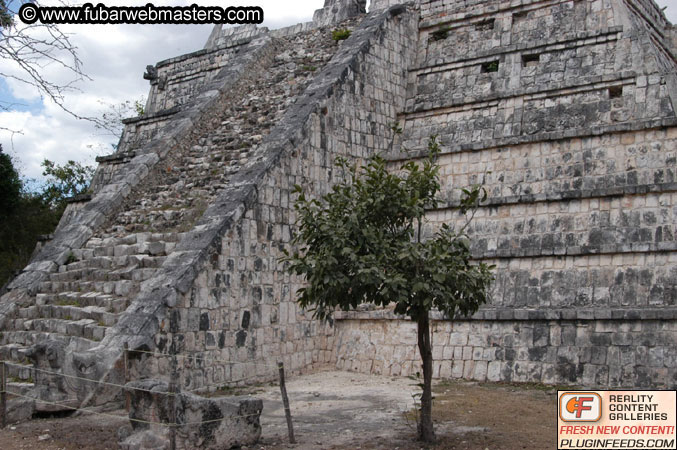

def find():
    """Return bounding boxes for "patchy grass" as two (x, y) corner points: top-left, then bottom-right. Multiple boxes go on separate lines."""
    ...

(432, 379), (556, 449)
(65, 252), (78, 265)
(56, 298), (81, 307)
(398, 379), (561, 449)
(332, 28), (351, 41)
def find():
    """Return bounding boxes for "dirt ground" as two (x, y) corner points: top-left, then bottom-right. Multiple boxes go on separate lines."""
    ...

(0, 370), (558, 449)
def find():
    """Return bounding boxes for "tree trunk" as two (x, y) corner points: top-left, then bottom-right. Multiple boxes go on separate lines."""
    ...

(417, 314), (435, 442)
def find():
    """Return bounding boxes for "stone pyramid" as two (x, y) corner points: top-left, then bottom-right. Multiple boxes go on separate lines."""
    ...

(1, 0), (675, 419)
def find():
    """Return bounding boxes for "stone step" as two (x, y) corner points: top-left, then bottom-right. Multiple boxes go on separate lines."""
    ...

(62, 255), (167, 272)
(6, 382), (36, 423)
(0, 343), (30, 363)
(5, 362), (34, 382)
(7, 381), (35, 396)
(10, 303), (118, 334)
(60, 256), (114, 271)
(38, 279), (136, 296)
(36, 292), (129, 313)
(24, 318), (107, 342)
(0, 331), (54, 347)
(35, 305), (118, 326)
(49, 267), (101, 282)
(0, 331), (97, 353)
(49, 265), (151, 283)
(17, 306), (39, 320)
(80, 241), (174, 258)
(85, 232), (180, 248)
(73, 240), (176, 261)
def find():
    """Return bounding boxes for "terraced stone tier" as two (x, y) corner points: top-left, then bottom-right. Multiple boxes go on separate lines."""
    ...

(0, 232), (176, 388)
(0, 16), (362, 416)
(100, 23), (354, 236)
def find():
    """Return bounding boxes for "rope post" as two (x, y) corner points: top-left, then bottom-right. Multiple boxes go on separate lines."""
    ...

(168, 378), (177, 450)
(1, 361), (6, 429)
(123, 343), (129, 382)
(123, 343), (130, 411)
(277, 362), (295, 444)
(168, 335), (178, 450)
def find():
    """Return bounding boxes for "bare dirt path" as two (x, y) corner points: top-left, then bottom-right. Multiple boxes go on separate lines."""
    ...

(0, 370), (557, 449)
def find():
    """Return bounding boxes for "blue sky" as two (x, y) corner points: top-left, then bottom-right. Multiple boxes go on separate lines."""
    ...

(0, 0), (328, 181)
(0, 0), (675, 182)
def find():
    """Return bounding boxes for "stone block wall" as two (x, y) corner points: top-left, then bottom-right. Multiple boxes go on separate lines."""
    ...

(484, 253), (677, 310)
(428, 128), (677, 206)
(624, 0), (672, 32)
(420, 0), (614, 67)
(426, 191), (677, 260)
(132, 5), (419, 392)
(401, 75), (675, 152)
(401, 0), (676, 153)
(86, 36), (260, 197)
(88, 112), (175, 193)
(4, 0), (676, 412)
(335, 312), (677, 388)
(333, 0), (677, 389)
(420, 129), (677, 255)
(145, 44), (246, 115)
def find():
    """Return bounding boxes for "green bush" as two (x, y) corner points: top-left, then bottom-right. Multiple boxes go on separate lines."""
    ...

(332, 28), (351, 41)
(0, 150), (93, 288)
(484, 61), (499, 72)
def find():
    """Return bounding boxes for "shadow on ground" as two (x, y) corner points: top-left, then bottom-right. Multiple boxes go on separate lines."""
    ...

(0, 369), (557, 449)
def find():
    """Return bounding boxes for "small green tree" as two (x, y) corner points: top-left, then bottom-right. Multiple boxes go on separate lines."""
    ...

(284, 136), (494, 442)
(41, 159), (94, 213)
(95, 97), (146, 140)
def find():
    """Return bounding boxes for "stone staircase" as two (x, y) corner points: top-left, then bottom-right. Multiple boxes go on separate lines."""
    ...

(104, 24), (342, 236)
(0, 232), (178, 406)
(0, 18), (354, 419)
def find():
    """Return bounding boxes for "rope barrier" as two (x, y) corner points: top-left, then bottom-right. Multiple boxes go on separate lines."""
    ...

(1, 348), (279, 428)
(3, 362), (180, 397)
(2, 361), (268, 398)
(2, 361), (269, 409)
(6, 390), (264, 427)
(6, 390), (163, 426)
(126, 348), (244, 366)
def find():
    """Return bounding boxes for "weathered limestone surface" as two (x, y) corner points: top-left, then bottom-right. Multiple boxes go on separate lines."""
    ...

(0, 1), (418, 412)
(119, 379), (262, 450)
(129, 5), (419, 391)
(0, 0), (675, 420)
(335, 311), (676, 387)
(313, 0), (367, 27)
(0, 27), (282, 411)
(333, 0), (677, 389)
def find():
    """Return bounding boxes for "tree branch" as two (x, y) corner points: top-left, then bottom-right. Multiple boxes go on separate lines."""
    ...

(0, 0), (98, 127)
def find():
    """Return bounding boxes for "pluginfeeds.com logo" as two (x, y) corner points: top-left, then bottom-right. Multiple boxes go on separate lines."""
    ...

(560, 392), (603, 422)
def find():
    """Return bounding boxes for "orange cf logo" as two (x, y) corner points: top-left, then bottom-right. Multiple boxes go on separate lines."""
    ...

(559, 392), (602, 422)
(566, 396), (594, 418)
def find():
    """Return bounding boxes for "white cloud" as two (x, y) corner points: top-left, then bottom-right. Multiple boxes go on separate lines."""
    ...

(0, 108), (110, 180)
(655, 0), (677, 24)
(0, 0), (674, 181)
(1, 1), (325, 179)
